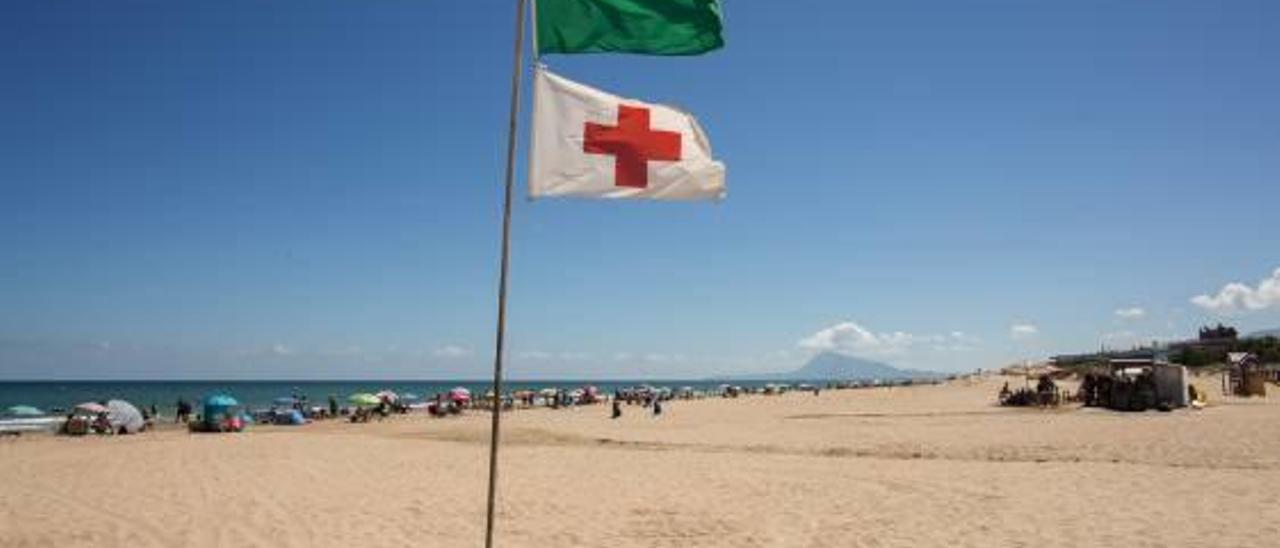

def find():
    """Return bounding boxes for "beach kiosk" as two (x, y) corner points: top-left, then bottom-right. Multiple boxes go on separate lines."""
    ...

(1108, 357), (1189, 411)
(1227, 352), (1267, 397)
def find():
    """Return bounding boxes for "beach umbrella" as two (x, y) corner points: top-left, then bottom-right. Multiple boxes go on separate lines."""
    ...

(449, 388), (472, 402)
(539, 388), (559, 398)
(5, 405), (43, 417)
(348, 393), (380, 407)
(106, 400), (145, 434)
(205, 394), (239, 407)
(202, 394), (240, 426)
(74, 402), (110, 414)
(375, 390), (399, 402)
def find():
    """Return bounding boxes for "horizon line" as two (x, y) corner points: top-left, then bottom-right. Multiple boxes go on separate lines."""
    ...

(0, 377), (742, 383)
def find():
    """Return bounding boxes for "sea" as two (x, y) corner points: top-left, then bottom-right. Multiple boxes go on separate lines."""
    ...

(0, 379), (771, 416)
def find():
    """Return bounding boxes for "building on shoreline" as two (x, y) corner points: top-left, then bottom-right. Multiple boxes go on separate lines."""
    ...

(1051, 324), (1242, 368)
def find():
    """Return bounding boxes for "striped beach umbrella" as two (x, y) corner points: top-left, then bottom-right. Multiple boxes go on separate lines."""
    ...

(106, 400), (145, 434)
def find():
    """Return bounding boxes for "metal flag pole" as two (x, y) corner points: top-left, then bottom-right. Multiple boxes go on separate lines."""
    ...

(530, 0), (540, 56)
(485, 0), (528, 547)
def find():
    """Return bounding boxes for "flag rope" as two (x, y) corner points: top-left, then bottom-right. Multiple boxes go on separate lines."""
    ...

(484, 0), (528, 547)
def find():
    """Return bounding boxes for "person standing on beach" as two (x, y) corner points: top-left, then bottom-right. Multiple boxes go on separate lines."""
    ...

(653, 399), (663, 417)
(175, 398), (191, 424)
(328, 395), (338, 418)
(611, 399), (622, 419)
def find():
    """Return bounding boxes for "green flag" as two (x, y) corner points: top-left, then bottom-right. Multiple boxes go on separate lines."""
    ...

(536, 0), (724, 56)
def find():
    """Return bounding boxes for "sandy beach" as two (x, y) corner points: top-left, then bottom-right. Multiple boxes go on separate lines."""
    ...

(2, 375), (1278, 548)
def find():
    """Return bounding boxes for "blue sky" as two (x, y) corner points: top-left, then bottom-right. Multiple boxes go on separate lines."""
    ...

(2, 1), (1278, 380)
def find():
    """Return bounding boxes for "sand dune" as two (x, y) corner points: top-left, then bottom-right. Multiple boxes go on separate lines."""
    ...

(2, 375), (1279, 547)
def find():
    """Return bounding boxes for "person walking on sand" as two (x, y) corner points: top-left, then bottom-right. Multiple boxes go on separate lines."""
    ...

(653, 399), (663, 417)
(611, 399), (622, 419)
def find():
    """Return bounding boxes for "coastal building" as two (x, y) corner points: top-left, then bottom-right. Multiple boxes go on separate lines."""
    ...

(1052, 324), (1247, 368)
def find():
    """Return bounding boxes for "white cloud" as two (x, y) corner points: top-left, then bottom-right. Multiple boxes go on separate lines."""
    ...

(933, 331), (979, 352)
(798, 321), (917, 356)
(642, 353), (688, 363)
(798, 322), (980, 357)
(1010, 324), (1039, 339)
(1115, 307), (1146, 319)
(432, 345), (471, 359)
(517, 351), (553, 361)
(1191, 268), (1280, 314)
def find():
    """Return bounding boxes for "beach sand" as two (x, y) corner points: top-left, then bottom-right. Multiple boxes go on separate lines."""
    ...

(2, 375), (1279, 547)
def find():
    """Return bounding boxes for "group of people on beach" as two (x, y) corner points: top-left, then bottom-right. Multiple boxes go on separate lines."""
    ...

(90, 383), (837, 433)
(997, 376), (1061, 407)
(610, 389), (664, 419)
(57, 401), (158, 436)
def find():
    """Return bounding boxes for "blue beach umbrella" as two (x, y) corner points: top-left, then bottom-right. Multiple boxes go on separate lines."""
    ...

(204, 394), (239, 407)
(202, 394), (240, 422)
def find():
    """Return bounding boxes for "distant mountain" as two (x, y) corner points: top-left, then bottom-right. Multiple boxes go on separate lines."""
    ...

(1247, 328), (1280, 339)
(718, 352), (943, 381)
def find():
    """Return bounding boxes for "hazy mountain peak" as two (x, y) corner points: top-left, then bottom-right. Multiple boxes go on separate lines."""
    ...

(719, 351), (940, 381)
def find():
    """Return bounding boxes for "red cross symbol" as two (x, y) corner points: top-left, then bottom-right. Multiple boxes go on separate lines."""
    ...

(583, 105), (682, 189)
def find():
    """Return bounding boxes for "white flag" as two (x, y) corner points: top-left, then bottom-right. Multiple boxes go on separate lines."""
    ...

(530, 68), (726, 201)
